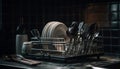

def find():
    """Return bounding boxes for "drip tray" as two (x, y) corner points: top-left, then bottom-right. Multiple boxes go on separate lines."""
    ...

(23, 53), (104, 62)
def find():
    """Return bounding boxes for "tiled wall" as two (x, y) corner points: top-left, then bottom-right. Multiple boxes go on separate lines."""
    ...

(101, 28), (120, 57)
(85, 3), (109, 27)
(84, 2), (120, 57)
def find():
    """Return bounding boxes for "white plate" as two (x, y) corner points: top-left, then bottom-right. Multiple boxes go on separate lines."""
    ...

(48, 22), (63, 37)
(46, 21), (59, 38)
(41, 21), (70, 50)
(41, 22), (54, 37)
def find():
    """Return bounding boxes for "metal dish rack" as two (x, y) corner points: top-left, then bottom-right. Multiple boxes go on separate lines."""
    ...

(22, 22), (104, 61)
(22, 35), (104, 61)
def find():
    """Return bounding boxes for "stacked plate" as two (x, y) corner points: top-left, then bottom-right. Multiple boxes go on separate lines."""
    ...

(41, 21), (70, 51)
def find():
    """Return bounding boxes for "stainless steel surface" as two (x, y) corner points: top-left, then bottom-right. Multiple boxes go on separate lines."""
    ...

(0, 56), (120, 69)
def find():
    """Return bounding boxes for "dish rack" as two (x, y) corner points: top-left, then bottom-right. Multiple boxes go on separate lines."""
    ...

(22, 22), (104, 62)
(22, 36), (104, 61)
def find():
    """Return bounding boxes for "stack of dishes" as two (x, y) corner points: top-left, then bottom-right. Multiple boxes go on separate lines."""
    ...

(41, 21), (70, 51)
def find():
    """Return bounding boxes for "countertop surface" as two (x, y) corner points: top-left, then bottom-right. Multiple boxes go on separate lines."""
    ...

(0, 56), (120, 69)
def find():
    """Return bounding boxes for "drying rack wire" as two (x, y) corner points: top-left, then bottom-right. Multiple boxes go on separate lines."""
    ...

(22, 36), (104, 60)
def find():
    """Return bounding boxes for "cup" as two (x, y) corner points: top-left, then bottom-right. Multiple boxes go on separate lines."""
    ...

(16, 34), (28, 55)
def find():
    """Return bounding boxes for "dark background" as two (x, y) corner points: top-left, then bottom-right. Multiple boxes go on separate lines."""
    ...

(0, 0), (119, 56)
(1, 0), (87, 56)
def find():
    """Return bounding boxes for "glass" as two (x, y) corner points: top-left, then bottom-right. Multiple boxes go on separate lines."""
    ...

(111, 12), (117, 20)
(111, 4), (118, 11)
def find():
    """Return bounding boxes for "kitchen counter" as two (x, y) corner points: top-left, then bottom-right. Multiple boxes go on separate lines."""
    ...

(0, 56), (120, 69)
